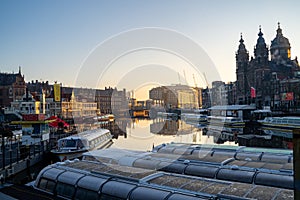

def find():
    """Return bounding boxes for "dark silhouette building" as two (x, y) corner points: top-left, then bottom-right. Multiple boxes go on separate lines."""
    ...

(236, 23), (300, 108)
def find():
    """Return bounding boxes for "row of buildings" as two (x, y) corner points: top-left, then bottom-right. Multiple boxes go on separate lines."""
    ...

(0, 69), (128, 122)
(148, 23), (300, 113)
(1, 23), (300, 119)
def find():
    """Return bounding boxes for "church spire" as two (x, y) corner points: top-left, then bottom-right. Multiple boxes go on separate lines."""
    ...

(276, 22), (283, 35)
(236, 32), (249, 66)
(254, 25), (268, 63)
(237, 33), (247, 54)
(258, 25), (263, 37)
(239, 32), (244, 43)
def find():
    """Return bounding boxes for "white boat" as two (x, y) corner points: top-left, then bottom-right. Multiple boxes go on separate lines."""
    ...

(258, 116), (300, 130)
(181, 113), (208, 123)
(207, 116), (245, 127)
(157, 112), (178, 119)
(181, 113), (207, 122)
(51, 128), (113, 161)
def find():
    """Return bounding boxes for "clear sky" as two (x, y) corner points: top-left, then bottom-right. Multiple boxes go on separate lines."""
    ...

(1, 0), (300, 98)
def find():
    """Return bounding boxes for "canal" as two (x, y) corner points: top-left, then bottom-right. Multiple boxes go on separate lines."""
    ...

(110, 118), (237, 151)
(8, 117), (293, 184)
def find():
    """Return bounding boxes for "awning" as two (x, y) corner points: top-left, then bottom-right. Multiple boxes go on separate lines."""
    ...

(46, 116), (69, 128)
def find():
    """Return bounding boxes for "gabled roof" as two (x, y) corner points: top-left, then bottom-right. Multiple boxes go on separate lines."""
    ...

(0, 73), (19, 86)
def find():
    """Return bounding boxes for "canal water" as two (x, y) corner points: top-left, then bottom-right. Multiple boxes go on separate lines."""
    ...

(110, 118), (237, 151)
(107, 117), (292, 151)
(9, 117), (292, 184)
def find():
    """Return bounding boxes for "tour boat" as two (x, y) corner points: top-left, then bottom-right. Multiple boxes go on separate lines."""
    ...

(207, 116), (245, 127)
(258, 116), (300, 130)
(51, 128), (113, 161)
(181, 113), (208, 123)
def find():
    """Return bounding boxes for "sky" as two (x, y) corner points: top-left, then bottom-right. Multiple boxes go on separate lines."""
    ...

(1, 0), (300, 99)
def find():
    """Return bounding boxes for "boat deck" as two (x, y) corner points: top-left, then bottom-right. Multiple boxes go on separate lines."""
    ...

(34, 159), (293, 199)
(82, 143), (293, 191)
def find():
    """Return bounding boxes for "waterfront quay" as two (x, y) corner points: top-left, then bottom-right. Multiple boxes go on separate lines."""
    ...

(0, 130), (74, 184)
(0, 134), (47, 182)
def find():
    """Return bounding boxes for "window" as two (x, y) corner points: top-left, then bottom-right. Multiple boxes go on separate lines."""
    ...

(75, 187), (99, 200)
(38, 178), (56, 193)
(56, 182), (75, 199)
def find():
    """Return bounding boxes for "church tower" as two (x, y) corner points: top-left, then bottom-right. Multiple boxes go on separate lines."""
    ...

(254, 26), (269, 65)
(236, 33), (249, 104)
(236, 33), (249, 65)
(270, 22), (291, 62)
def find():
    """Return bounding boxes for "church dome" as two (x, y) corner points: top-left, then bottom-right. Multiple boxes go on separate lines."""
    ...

(270, 23), (290, 50)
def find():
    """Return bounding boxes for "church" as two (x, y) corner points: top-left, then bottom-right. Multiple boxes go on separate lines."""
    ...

(236, 23), (300, 109)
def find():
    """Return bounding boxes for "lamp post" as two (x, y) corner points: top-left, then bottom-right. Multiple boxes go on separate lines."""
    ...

(9, 137), (12, 168)
(293, 129), (300, 199)
(1, 126), (5, 170)
(16, 134), (20, 163)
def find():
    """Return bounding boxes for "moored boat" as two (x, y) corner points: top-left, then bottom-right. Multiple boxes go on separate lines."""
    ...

(51, 128), (113, 161)
(207, 116), (245, 127)
(181, 113), (208, 123)
(258, 116), (300, 130)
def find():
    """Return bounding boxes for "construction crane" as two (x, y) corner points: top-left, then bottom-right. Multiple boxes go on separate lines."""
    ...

(177, 72), (181, 85)
(202, 72), (210, 88)
(183, 70), (187, 85)
(193, 74), (197, 88)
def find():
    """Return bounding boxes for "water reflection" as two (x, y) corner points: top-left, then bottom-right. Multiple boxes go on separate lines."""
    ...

(97, 118), (237, 151)
(96, 117), (294, 151)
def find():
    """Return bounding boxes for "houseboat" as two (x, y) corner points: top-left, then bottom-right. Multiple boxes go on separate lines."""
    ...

(51, 128), (113, 161)
(250, 109), (272, 120)
(258, 116), (300, 130)
(207, 105), (256, 127)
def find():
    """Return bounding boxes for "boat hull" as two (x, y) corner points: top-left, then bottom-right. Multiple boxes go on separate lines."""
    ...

(51, 139), (113, 161)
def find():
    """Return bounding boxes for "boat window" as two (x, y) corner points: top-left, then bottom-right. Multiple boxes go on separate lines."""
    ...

(290, 119), (297, 124)
(89, 141), (94, 146)
(38, 178), (56, 193)
(81, 139), (88, 146)
(77, 140), (84, 149)
(56, 182), (76, 199)
(64, 139), (78, 147)
(75, 187), (99, 200)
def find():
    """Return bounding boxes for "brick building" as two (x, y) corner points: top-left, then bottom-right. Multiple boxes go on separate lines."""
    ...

(0, 67), (26, 108)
